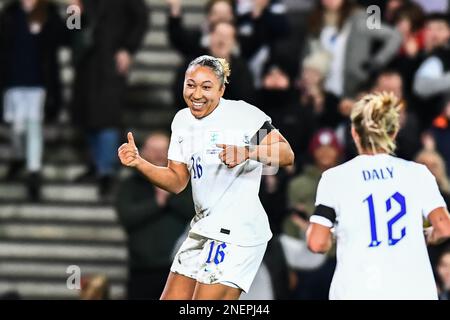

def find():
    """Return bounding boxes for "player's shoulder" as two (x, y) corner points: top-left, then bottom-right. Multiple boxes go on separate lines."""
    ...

(222, 98), (264, 115)
(171, 108), (192, 129)
(390, 156), (429, 174)
(321, 158), (357, 181)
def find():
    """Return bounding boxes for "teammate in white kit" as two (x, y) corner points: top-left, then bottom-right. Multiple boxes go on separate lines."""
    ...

(118, 55), (294, 299)
(307, 92), (450, 300)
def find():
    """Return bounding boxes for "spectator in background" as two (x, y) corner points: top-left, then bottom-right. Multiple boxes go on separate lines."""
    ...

(413, 13), (450, 129)
(285, 129), (342, 240)
(415, 148), (450, 269)
(70, 0), (148, 198)
(411, 0), (449, 14)
(284, 128), (342, 300)
(389, 1), (425, 98)
(436, 246), (450, 300)
(305, 0), (402, 99)
(0, 0), (67, 201)
(299, 49), (342, 129)
(415, 148), (450, 205)
(115, 132), (193, 299)
(428, 97), (450, 184)
(80, 275), (110, 300)
(257, 57), (315, 170)
(173, 21), (255, 109)
(166, 0), (235, 57)
(235, 0), (291, 88)
(372, 70), (421, 160)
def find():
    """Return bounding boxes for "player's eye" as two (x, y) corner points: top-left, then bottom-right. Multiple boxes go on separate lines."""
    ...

(202, 86), (211, 90)
(186, 83), (195, 88)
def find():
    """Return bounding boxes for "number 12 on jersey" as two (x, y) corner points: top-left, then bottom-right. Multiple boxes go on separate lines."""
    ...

(364, 192), (406, 248)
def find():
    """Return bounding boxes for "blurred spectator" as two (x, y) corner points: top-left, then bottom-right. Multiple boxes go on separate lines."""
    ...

(415, 148), (450, 272)
(299, 49), (342, 129)
(393, 1), (425, 58)
(173, 21), (255, 108)
(80, 275), (110, 300)
(235, 0), (291, 88)
(372, 70), (421, 160)
(415, 148), (450, 203)
(412, 0), (449, 14)
(283, 129), (342, 299)
(115, 132), (193, 299)
(70, 0), (148, 198)
(413, 13), (450, 129)
(384, 0), (408, 24)
(429, 97), (450, 178)
(306, 0), (402, 98)
(285, 128), (342, 238)
(256, 57), (315, 169)
(241, 237), (291, 300)
(0, 0), (67, 201)
(436, 246), (450, 300)
(388, 1), (425, 102)
(166, 0), (235, 57)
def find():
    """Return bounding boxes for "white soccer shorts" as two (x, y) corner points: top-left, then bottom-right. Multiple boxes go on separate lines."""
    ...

(170, 232), (267, 293)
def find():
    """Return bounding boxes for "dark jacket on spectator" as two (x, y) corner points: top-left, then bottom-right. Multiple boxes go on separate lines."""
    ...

(115, 171), (193, 270)
(168, 15), (205, 58)
(70, 0), (148, 129)
(0, 1), (67, 122)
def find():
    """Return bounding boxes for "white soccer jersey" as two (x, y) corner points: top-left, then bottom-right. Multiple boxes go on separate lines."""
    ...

(168, 98), (273, 246)
(311, 154), (446, 300)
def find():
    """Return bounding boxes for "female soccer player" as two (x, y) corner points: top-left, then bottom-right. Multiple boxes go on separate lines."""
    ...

(307, 92), (450, 300)
(118, 55), (294, 300)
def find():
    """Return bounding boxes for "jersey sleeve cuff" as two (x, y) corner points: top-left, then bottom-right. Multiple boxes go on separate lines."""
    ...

(309, 215), (334, 228)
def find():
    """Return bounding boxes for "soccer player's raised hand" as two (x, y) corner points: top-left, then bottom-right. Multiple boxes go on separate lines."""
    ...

(217, 144), (249, 168)
(118, 132), (141, 167)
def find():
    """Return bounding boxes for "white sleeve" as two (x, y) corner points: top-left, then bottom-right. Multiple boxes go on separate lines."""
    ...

(167, 114), (187, 164)
(420, 166), (447, 219)
(167, 132), (186, 163)
(310, 171), (336, 227)
(244, 102), (272, 137)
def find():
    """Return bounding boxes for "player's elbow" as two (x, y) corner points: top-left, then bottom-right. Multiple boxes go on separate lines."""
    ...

(280, 146), (295, 167)
(307, 236), (330, 254)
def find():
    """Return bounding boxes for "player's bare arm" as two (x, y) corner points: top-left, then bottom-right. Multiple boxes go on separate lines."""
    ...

(425, 207), (450, 245)
(306, 223), (333, 254)
(217, 130), (294, 168)
(118, 132), (190, 194)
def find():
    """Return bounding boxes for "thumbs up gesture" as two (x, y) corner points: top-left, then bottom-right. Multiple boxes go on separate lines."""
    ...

(118, 132), (141, 167)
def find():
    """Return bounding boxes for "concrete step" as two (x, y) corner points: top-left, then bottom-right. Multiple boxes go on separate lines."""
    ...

(150, 10), (205, 28)
(0, 183), (98, 203)
(0, 243), (126, 261)
(0, 163), (87, 182)
(0, 280), (125, 299)
(0, 223), (125, 243)
(0, 204), (117, 224)
(0, 262), (126, 281)
(133, 51), (182, 68)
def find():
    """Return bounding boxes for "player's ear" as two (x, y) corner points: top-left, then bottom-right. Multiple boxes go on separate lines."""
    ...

(219, 84), (225, 97)
(351, 126), (360, 147)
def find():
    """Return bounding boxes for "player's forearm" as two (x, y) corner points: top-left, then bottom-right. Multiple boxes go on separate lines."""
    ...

(135, 158), (187, 194)
(248, 142), (294, 167)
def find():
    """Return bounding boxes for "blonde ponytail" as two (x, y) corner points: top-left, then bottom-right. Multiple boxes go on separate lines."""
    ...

(351, 92), (402, 154)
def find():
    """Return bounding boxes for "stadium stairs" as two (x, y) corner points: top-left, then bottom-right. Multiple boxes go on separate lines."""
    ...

(0, 0), (207, 299)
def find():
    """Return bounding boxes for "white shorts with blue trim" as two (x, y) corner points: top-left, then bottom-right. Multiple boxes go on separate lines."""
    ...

(170, 232), (267, 293)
